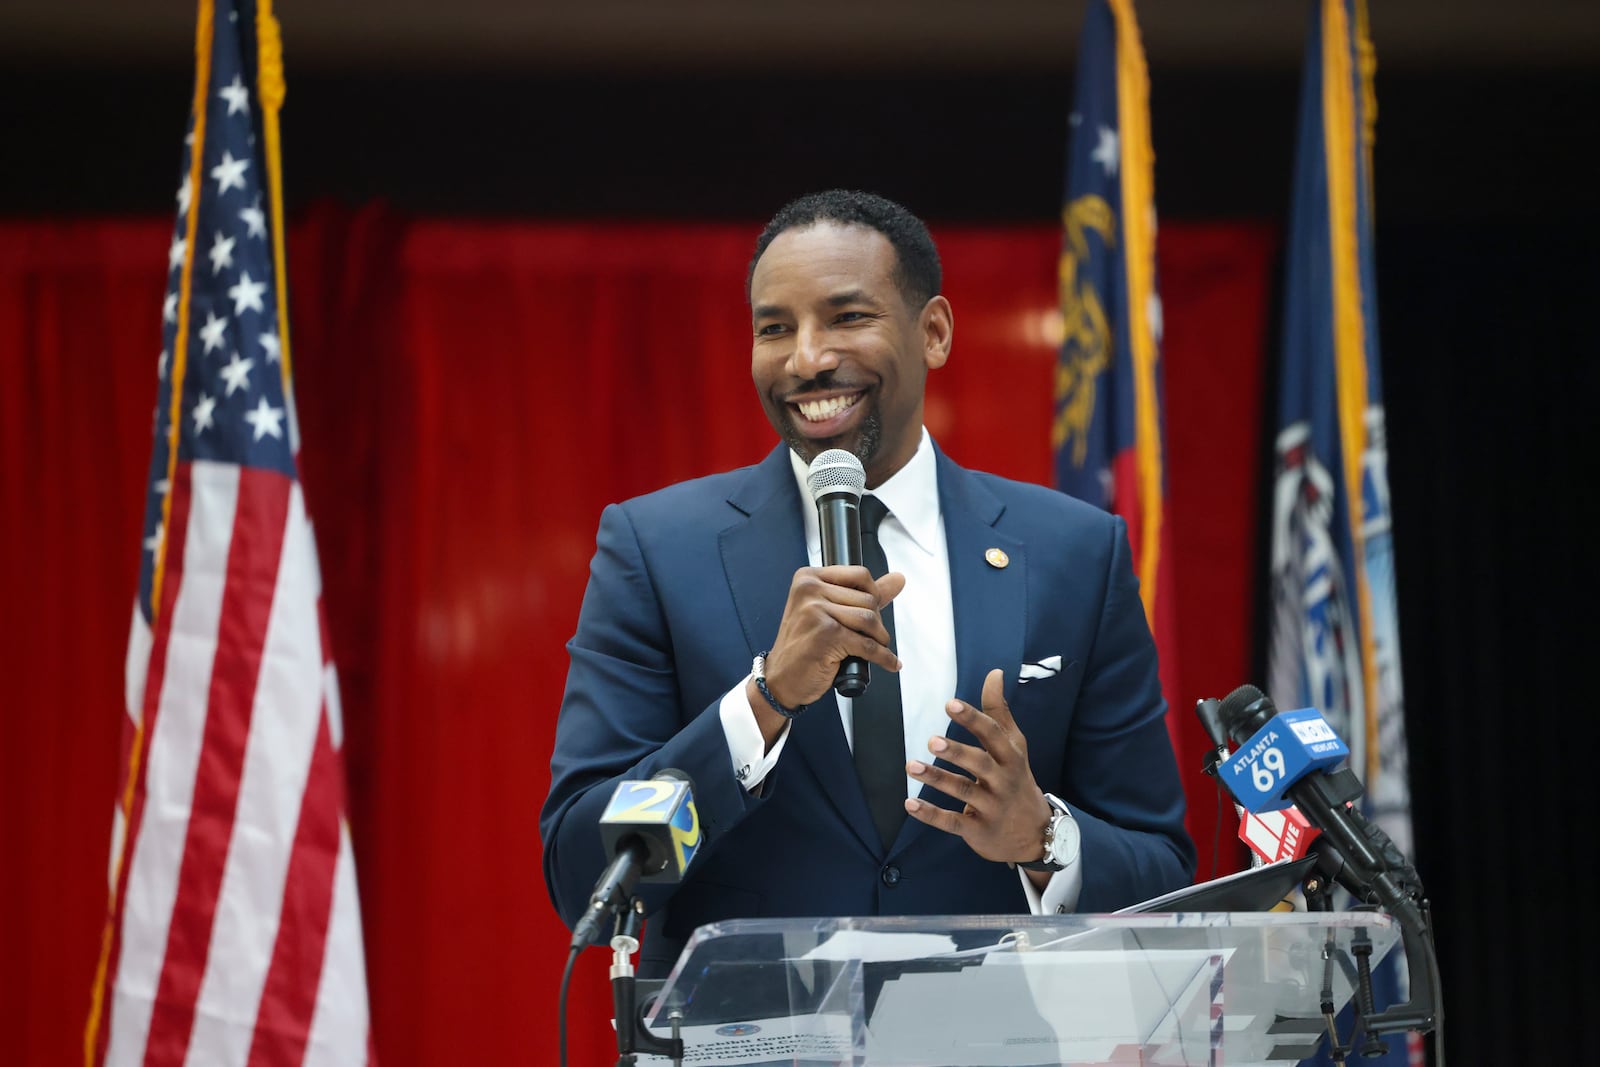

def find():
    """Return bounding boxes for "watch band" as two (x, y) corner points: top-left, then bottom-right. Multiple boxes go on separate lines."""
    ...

(752, 651), (806, 719)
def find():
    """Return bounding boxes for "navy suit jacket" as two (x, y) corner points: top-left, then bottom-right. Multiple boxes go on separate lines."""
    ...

(541, 443), (1194, 975)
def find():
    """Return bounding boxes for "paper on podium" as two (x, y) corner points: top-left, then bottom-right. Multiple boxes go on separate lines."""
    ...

(634, 1013), (855, 1066)
(862, 946), (1231, 1065)
(1114, 855), (1319, 914)
(797, 929), (957, 962)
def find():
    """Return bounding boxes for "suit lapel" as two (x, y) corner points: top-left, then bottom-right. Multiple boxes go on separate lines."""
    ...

(720, 446), (880, 855)
(901, 451), (1028, 825)
(937, 449), (1026, 711)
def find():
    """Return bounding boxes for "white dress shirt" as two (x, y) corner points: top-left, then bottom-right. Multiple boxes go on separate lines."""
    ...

(717, 430), (1081, 914)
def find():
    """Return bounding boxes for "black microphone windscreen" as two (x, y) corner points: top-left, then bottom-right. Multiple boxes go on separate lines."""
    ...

(655, 767), (695, 790)
(1218, 684), (1266, 723)
(1218, 684), (1276, 743)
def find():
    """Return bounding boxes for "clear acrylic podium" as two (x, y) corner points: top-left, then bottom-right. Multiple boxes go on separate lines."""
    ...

(638, 912), (1401, 1066)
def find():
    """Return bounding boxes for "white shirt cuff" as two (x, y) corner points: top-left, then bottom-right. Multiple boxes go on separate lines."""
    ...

(1017, 855), (1084, 915)
(719, 674), (790, 791)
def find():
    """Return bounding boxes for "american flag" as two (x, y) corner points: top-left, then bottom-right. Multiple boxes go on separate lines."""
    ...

(86, 2), (375, 1064)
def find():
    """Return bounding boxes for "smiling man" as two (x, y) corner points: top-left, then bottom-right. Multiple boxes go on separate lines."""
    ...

(541, 190), (1193, 978)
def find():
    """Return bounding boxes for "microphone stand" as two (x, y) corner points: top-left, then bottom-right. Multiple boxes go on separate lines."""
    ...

(1197, 689), (1443, 1059)
(1297, 813), (1442, 1058)
(611, 898), (683, 1067)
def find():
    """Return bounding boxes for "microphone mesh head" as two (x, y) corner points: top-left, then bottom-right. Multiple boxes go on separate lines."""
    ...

(1218, 684), (1270, 738)
(806, 449), (866, 503)
(1220, 684), (1265, 714)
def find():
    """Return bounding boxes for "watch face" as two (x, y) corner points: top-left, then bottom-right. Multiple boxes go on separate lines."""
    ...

(1048, 812), (1080, 867)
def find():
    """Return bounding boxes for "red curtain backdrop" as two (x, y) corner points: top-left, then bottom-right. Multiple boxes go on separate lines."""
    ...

(0, 208), (1274, 1067)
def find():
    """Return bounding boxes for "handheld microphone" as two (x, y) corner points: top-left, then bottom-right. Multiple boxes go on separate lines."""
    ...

(805, 449), (869, 697)
(571, 768), (701, 950)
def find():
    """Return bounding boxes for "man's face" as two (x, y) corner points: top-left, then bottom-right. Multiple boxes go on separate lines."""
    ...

(749, 222), (951, 489)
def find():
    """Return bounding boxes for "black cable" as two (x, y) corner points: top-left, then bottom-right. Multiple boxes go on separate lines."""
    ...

(1211, 778), (1226, 880)
(558, 943), (581, 1067)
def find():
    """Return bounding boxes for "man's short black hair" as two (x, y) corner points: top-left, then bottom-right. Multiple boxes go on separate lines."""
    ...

(747, 190), (942, 311)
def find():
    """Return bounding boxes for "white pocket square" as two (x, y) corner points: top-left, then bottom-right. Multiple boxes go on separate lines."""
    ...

(1018, 655), (1063, 684)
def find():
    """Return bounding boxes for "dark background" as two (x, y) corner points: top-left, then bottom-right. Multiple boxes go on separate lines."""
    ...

(5, 0), (1597, 1062)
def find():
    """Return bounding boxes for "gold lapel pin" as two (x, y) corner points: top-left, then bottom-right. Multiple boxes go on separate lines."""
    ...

(985, 547), (1010, 569)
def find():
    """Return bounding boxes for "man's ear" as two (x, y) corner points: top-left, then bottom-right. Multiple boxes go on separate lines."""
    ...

(921, 295), (953, 370)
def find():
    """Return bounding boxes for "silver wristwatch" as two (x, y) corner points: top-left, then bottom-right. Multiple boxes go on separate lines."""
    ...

(1018, 792), (1079, 872)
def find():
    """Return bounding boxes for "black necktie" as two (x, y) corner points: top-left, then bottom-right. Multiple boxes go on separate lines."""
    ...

(853, 494), (906, 851)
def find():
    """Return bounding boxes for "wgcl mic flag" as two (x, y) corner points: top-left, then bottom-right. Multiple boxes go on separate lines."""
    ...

(1054, 1), (1181, 748)
(85, 2), (375, 1065)
(1269, 2), (1417, 1063)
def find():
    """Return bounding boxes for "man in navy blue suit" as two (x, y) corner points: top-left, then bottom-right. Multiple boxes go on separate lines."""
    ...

(541, 190), (1193, 976)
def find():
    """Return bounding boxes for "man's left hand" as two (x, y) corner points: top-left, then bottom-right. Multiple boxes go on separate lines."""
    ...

(904, 667), (1050, 865)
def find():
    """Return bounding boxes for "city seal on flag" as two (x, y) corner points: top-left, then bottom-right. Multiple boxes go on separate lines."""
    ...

(1268, 420), (1366, 761)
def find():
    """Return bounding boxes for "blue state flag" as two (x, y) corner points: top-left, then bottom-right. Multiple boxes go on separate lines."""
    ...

(1267, 2), (1418, 1064)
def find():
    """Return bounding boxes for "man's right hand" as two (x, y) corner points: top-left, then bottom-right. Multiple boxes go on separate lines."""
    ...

(747, 565), (905, 743)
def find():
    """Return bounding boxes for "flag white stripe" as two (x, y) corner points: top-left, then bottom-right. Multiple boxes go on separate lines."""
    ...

(301, 823), (372, 1067)
(114, 606), (155, 891)
(186, 484), (324, 1067)
(126, 601), (154, 732)
(323, 663), (344, 752)
(106, 461), (241, 1067)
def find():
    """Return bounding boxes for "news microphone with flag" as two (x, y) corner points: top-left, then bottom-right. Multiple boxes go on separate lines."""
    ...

(1196, 696), (1320, 873)
(1217, 685), (1439, 1037)
(1216, 685), (1419, 907)
(570, 768), (702, 950)
(1218, 694), (1350, 814)
(805, 448), (869, 697)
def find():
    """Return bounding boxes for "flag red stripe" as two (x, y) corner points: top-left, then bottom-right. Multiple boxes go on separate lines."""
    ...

(93, 464), (196, 1067)
(246, 706), (341, 1067)
(143, 467), (292, 1067)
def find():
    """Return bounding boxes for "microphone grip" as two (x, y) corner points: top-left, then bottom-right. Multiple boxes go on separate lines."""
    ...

(835, 657), (868, 697)
(572, 836), (647, 949)
(816, 494), (870, 698)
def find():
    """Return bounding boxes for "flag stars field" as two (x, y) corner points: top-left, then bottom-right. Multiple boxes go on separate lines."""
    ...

(210, 149), (249, 195)
(198, 311), (229, 354)
(219, 74), (250, 116)
(220, 353), (254, 396)
(209, 231), (236, 275)
(228, 271), (266, 315)
(239, 198), (266, 239)
(243, 396), (285, 441)
(192, 392), (217, 433)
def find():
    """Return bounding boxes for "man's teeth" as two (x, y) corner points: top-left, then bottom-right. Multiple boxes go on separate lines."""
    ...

(797, 395), (860, 422)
